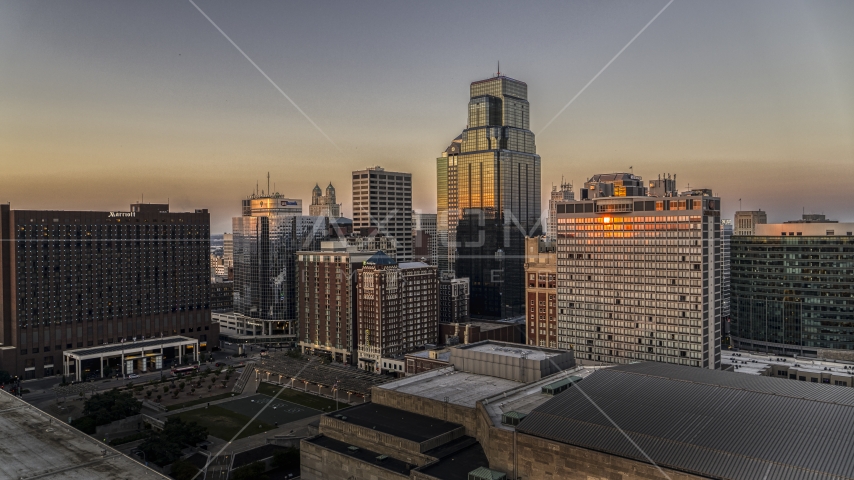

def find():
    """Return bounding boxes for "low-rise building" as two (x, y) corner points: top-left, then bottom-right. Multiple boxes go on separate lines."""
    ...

(303, 352), (854, 480)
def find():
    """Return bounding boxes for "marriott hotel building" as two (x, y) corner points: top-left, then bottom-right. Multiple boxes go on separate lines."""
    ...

(555, 192), (722, 369)
(0, 203), (216, 379)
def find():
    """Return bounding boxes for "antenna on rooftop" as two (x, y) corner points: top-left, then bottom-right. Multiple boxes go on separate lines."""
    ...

(267, 172), (270, 197)
(496, 61), (501, 77)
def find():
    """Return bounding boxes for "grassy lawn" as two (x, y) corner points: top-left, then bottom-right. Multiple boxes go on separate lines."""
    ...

(257, 382), (342, 411)
(171, 405), (276, 441)
(165, 392), (235, 411)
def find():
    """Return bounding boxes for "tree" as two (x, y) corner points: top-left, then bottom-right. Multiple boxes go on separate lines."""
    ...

(0, 370), (11, 385)
(230, 461), (267, 480)
(138, 417), (208, 467)
(169, 458), (199, 480)
(82, 389), (142, 426)
(70, 415), (96, 434)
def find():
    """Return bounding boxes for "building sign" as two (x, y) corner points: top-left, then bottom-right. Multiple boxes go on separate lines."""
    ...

(108, 212), (136, 218)
(280, 200), (298, 206)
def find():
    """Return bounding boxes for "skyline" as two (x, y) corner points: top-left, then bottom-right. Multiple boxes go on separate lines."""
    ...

(3, 1), (854, 233)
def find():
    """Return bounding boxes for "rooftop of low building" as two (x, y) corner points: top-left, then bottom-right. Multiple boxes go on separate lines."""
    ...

(0, 389), (166, 480)
(327, 403), (463, 443)
(377, 367), (524, 408)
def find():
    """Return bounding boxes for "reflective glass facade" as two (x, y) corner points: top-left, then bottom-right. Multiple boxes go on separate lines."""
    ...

(731, 235), (854, 355)
(232, 197), (326, 340)
(437, 75), (541, 318)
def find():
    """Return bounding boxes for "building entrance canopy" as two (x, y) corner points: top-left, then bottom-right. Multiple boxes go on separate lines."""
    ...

(63, 335), (199, 381)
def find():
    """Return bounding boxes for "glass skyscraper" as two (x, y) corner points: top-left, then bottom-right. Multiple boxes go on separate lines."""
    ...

(731, 219), (854, 357)
(437, 74), (541, 318)
(232, 194), (326, 342)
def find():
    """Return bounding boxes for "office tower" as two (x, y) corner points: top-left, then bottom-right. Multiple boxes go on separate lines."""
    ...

(731, 216), (854, 358)
(721, 219), (733, 322)
(296, 242), (378, 364)
(437, 73), (541, 318)
(525, 237), (557, 348)
(547, 181), (574, 242)
(556, 186), (722, 369)
(734, 210), (767, 235)
(580, 173), (647, 199)
(356, 252), (438, 373)
(231, 192), (326, 344)
(413, 212), (437, 265)
(352, 167), (413, 262)
(210, 282), (233, 312)
(223, 233), (233, 267)
(439, 274), (470, 324)
(0, 203), (214, 379)
(648, 173), (678, 198)
(309, 182), (342, 218)
(345, 233), (397, 260)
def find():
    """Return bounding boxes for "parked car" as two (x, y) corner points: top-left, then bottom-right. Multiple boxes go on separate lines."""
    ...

(128, 373), (140, 379)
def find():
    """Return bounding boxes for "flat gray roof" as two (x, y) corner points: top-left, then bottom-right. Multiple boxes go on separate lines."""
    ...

(378, 367), (523, 407)
(458, 343), (560, 362)
(66, 336), (197, 359)
(0, 390), (167, 479)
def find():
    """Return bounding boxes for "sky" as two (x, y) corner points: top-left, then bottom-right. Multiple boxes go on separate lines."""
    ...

(1, 0), (853, 233)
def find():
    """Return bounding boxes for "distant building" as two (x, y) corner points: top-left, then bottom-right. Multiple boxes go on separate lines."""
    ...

(297, 242), (378, 364)
(344, 233), (397, 260)
(524, 237), (557, 348)
(412, 212), (437, 265)
(721, 219), (733, 323)
(647, 173), (678, 197)
(0, 203), (214, 380)
(309, 182), (342, 218)
(580, 172), (647, 199)
(731, 216), (854, 359)
(352, 166), (413, 261)
(231, 192), (326, 345)
(356, 253), (438, 373)
(556, 187), (722, 369)
(439, 320), (523, 346)
(439, 274), (469, 324)
(223, 233), (233, 268)
(734, 210), (767, 235)
(210, 281), (233, 312)
(547, 180), (574, 242)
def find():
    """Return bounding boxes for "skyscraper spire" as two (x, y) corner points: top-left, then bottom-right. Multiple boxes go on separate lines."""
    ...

(496, 60), (501, 77)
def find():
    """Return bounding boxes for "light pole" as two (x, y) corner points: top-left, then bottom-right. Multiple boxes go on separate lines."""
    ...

(132, 448), (147, 467)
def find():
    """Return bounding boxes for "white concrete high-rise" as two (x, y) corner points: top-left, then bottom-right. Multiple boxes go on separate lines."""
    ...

(555, 189), (722, 369)
(352, 166), (413, 261)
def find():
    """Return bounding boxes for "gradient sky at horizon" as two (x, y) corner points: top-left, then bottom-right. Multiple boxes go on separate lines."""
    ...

(2, 0), (853, 233)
